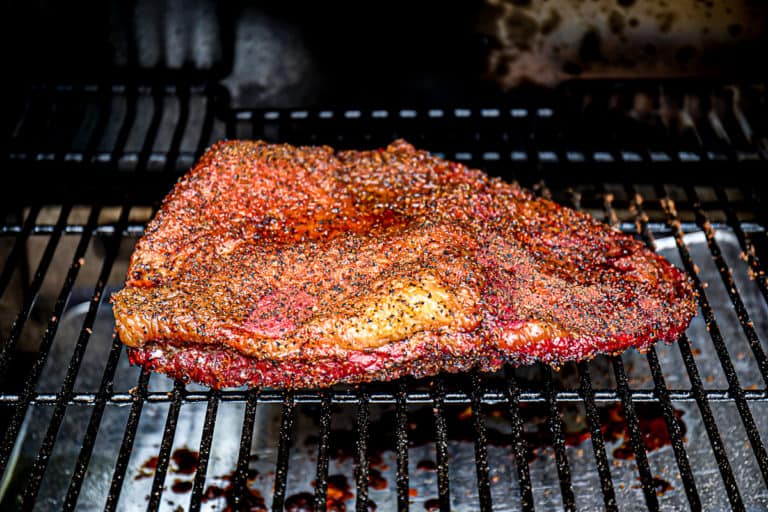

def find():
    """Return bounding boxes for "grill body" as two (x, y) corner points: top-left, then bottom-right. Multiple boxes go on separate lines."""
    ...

(1, 82), (768, 511)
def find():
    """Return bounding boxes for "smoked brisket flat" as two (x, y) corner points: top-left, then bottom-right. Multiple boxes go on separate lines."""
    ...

(112, 140), (696, 388)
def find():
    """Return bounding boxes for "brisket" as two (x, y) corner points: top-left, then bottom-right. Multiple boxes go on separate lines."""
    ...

(112, 140), (696, 388)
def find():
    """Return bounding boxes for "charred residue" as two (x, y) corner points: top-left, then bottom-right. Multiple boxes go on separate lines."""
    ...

(504, 9), (539, 50)
(608, 10), (626, 35)
(540, 8), (562, 36)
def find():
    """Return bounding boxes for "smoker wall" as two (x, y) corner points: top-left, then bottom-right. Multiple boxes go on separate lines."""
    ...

(4, 1), (767, 108)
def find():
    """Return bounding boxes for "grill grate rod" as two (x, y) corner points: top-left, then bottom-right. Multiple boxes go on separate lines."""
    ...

(0, 204), (71, 378)
(8, 87), (33, 144)
(0, 205), (97, 477)
(543, 366), (576, 511)
(470, 372), (493, 511)
(576, 363), (618, 512)
(61, 201), (139, 507)
(136, 86), (166, 173)
(18, 205), (127, 507)
(164, 85), (191, 173)
(231, 390), (259, 510)
(353, 387), (371, 512)
(690, 196), (768, 385)
(52, 85), (87, 163)
(188, 390), (219, 512)
(105, 368), (151, 512)
(628, 186), (744, 510)
(65, 218), (155, 510)
(714, 185), (768, 305)
(198, 85), (220, 158)
(63, 336), (125, 509)
(503, 367), (534, 511)
(111, 85), (138, 166)
(605, 185), (701, 508)
(678, 334), (746, 510)
(5, 387), (767, 406)
(0, 205), (41, 299)
(3, 220), (743, 238)
(272, 392), (296, 512)
(645, 349), (701, 508)
(147, 381), (186, 511)
(313, 392), (332, 512)
(611, 357), (660, 510)
(661, 194), (768, 488)
(81, 84), (113, 165)
(431, 377), (451, 511)
(394, 381), (410, 511)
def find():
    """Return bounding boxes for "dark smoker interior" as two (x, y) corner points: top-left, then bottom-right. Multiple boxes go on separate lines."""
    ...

(2, 1), (768, 511)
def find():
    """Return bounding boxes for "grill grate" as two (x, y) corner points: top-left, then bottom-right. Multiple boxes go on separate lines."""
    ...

(1, 81), (768, 510)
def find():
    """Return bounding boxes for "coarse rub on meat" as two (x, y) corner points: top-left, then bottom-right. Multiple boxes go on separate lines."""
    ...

(112, 140), (696, 388)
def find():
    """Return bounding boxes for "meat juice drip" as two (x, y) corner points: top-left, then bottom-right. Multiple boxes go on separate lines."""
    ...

(416, 460), (438, 471)
(326, 474), (354, 511)
(653, 477), (673, 496)
(319, 400), (683, 470)
(201, 482), (266, 512)
(134, 456), (159, 480)
(171, 447), (199, 474)
(131, 402), (683, 507)
(171, 479), (193, 493)
(284, 492), (315, 511)
(368, 468), (387, 490)
(135, 447), (199, 481)
(598, 403), (686, 460)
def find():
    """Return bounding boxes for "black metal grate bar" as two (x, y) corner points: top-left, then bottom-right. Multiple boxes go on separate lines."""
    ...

(661, 195), (768, 488)
(147, 380), (186, 511)
(678, 334), (746, 511)
(3, 220), (750, 238)
(62, 336), (125, 509)
(313, 392), (333, 512)
(197, 85), (219, 158)
(0, 205), (98, 476)
(272, 392), (296, 512)
(603, 184), (702, 509)
(714, 185), (768, 305)
(61, 215), (140, 509)
(111, 85), (138, 166)
(503, 367), (534, 511)
(0, 204), (71, 378)
(231, 390), (259, 510)
(188, 390), (219, 512)
(645, 349), (701, 509)
(164, 84), (191, 174)
(470, 372), (493, 511)
(611, 357), (660, 510)
(543, 366), (576, 511)
(431, 377), (451, 512)
(81, 84), (113, 165)
(353, 387), (370, 512)
(104, 368), (151, 512)
(689, 192), (768, 384)
(0, 205), (41, 298)
(628, 186), (745, 510)
(577, 363), (618, 512)
(136, 86), (166, 173)
(18, 205), (128, 508)
(394, 381), (410, 511)
(3, 386), (767, 406)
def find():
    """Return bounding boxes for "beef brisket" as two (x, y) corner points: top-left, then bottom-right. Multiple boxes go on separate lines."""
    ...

(112, 140), (696, 388)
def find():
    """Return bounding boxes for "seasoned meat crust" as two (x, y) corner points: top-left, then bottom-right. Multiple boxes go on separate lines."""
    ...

(112, 140), (696, 388)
